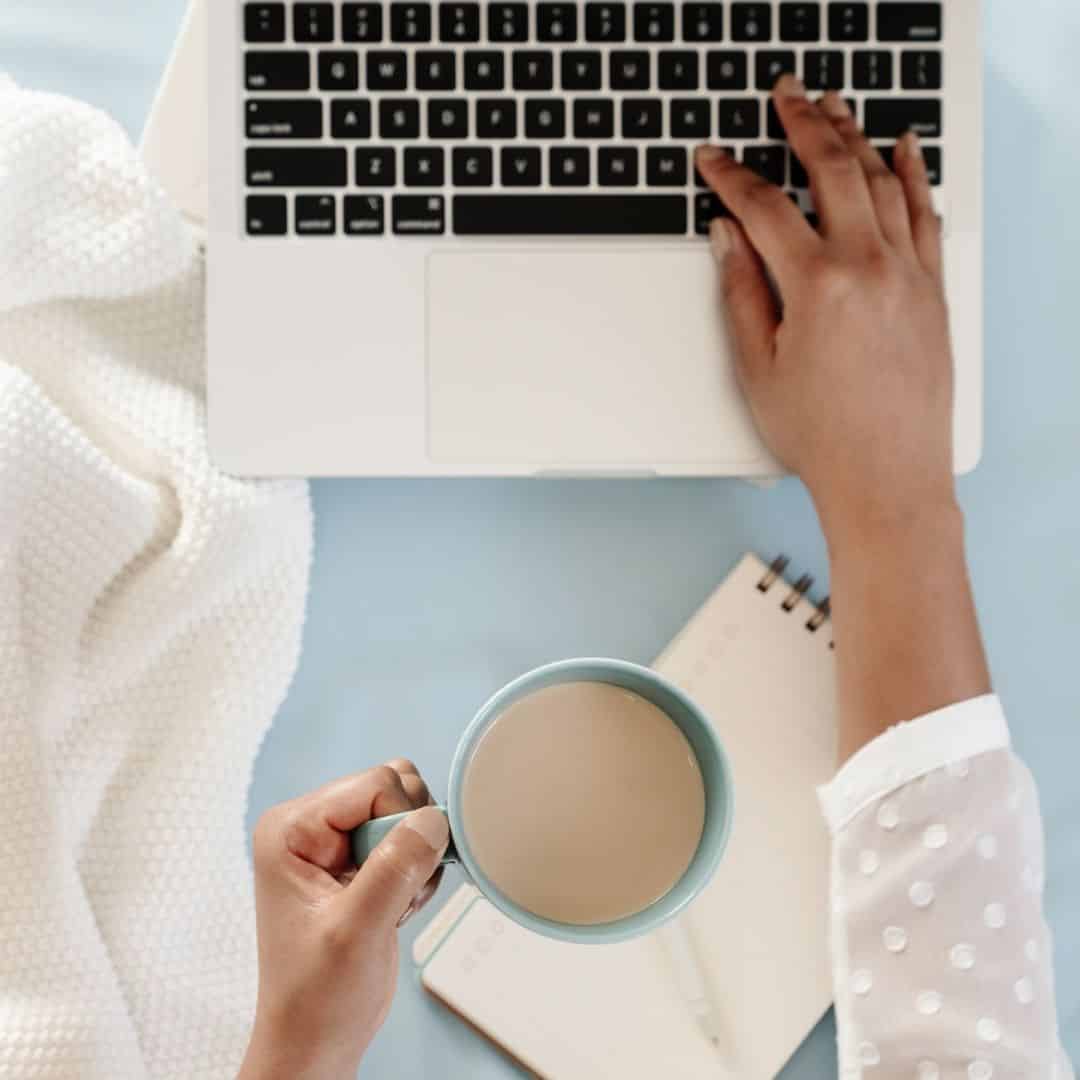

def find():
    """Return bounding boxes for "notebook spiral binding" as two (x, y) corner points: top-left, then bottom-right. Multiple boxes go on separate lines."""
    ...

(756, 554), (834, 649)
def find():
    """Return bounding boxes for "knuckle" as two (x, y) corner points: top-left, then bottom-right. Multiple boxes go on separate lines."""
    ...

(867, 168), (904, 202)
(815, 142), (859, 179)
(386, 757), (420, 777)
(741, 178), (786, 218)
(371, 764), (403, 791)
(809, 256), (859, 301)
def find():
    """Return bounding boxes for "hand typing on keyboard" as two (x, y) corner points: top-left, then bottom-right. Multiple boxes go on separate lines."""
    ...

(695, 74), (951, 543)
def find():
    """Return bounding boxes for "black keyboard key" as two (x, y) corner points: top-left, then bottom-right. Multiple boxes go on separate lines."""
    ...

(902, 50), (942, 90)
(366, 51), (408, 90)
(513, 51), (554, 91)
(756, 51), (796, 90)
(633, 3), (675, 41)
(718, 98), (759, 138)
(694, 192), (730, 234)
(477, 98), (517, 138)
(318, 51), (359, 91)
(453, 194), (687, 235)
(877, 3), (941, 42)
(524, 99), (566, 138)
(537, 4), (577, 41)
(393, 194), (445, 234)
(246, 98), (323, 138)
(428, 99), (469, 138)
(490, 3), (529, 41)
(658, 51), (698, 90)
(573, 99), (615, 138)
(922, 145), (942, 185)
(355, 147), (396, 185)
(415, 51), (455, 90)
(865, 98), (940, 137)
(551, 147), (591, 186)
(295, 194), (336, 235)
(598, 147), (639, 185)
(344, 194), (385, 234)
(245, 52), (310, 92)
(706, 51), (748, 90)
(246, 194), (287, 235)
(767, 99), (786, 139)
(390, 3), (431, 41)
(804, 50), (844, 90)
(791, 154), (808, 187)
(828, 2), (867, 40)
(342, 4), (383, 41)
(404, 146), (445, 185)
(853, 50), (892, 90)
(585, 3), (627, 41)
(646, 147), (688, 186)
(465, 51), (505, 90)
(670, 99), (711, 138)
(330, 99), (372, 138)
(380, 99), (420, 138)
(294, 3), (334, 41)
(561, 51), (603, 90)
(501, 147), (542, 185)
(440, 3), (480, 40)
(731, 3), (771, 41)
(622, 98), (662, 138)
(453, 147), (493, 186)
(247, 147), (347, 186)
(683, 3), (724, 41)
(245, 4), (285, 42)
(610, 51), (650, 90)
(743, 145), (787, 185)
(779, 3), (820, 41)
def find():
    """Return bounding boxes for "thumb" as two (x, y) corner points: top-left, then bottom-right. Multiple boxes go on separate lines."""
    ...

(710, 217), (779, 388)
(340, 807), (449, 931)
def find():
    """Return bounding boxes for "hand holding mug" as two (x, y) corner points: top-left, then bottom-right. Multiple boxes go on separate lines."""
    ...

(237, 762), (447, 1080)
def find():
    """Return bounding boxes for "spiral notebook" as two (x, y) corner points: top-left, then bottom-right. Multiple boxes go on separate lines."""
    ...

(413, 553), (838, 1079)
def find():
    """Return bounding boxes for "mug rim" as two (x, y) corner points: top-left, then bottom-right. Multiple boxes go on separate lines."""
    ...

(446, 657), (734, 945)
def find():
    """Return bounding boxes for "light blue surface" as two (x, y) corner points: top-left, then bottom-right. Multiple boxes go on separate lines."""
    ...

(4, 3), (1077, 1076)
(355, 657), (734, 944)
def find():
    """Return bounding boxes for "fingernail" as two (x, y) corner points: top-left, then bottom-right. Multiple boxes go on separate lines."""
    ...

(396, 900), (416, 928)
(709, 217), (731, 262)
(904, 131), (922, 158)
(820, 92), (849, 118)
(777, 73), (805, 98)
(402, 806), (449, 853)
(696, 144), (725, 165)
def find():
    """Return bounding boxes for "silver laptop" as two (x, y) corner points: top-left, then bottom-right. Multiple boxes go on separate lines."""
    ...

(147, 0), (982, 476)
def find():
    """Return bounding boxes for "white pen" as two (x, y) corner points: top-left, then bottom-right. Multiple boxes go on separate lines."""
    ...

(658, 917), (725, 1050)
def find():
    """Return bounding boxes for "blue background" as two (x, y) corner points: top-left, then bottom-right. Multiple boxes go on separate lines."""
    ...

(3, 2), (1076, 1075)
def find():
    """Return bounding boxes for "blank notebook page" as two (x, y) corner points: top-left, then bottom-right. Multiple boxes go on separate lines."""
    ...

(415, 553), (838, 1079)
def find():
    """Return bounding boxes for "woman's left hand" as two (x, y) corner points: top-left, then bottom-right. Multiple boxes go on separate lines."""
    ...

(238, 761), (448, 1080)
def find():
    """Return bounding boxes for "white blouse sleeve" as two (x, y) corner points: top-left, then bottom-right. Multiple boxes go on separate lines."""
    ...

(818, 695), (1074, 1080)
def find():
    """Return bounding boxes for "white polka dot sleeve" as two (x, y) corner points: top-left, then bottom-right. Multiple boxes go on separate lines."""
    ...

(818, 695), (1074, 1080)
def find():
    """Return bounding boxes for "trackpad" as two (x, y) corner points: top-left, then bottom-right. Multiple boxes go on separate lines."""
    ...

(426, 249), (767, 468)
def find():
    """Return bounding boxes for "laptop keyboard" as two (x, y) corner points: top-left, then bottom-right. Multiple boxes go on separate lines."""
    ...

(241, 3), (944, 237)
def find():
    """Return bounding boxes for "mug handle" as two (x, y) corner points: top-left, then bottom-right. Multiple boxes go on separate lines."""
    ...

(351, 805), (460, 868)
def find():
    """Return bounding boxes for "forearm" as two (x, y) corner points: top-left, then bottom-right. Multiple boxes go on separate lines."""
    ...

(822, 497), (992, 762)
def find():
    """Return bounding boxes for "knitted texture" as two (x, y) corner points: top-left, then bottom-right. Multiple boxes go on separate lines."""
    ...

(0, 82), (312, 1078)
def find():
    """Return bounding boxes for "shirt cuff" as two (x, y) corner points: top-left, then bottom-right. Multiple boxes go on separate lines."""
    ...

(817, 693), (1010, 834)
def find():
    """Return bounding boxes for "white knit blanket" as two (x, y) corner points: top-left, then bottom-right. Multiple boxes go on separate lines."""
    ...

(0, 81), (312, 1078)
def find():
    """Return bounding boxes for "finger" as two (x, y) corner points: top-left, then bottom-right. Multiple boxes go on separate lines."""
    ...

(386, 757), (421, 779)
(283, 767), (415, 876)
(338, 806), (450, 931)
(399, 866), (445, 928)
(771, 78), (880, 247)
(695, 144), (818, 293)
(400, 772), (431, 809)
(709, 217), (779, 388)
(818, 92), (913, 252)
(892, 131), (944, 281)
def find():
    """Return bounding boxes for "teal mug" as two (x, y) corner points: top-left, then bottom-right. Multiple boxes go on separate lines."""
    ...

(351, 658), (734, 944)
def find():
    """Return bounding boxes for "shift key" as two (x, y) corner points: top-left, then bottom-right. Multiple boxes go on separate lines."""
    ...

(247, 148), (347, 186)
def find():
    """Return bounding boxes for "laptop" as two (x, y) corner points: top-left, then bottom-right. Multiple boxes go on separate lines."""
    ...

(143, 0), (982, 477)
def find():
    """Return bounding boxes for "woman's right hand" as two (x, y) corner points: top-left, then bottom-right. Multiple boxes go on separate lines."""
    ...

(695, 75), (956, 545)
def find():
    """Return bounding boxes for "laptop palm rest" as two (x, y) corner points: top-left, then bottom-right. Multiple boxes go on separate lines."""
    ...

(426, 248), (767, 469)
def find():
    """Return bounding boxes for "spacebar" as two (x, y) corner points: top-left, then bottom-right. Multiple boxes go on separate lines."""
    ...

(453, 195), (687, 236)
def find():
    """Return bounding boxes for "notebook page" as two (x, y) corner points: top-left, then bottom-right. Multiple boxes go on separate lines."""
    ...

(659, 553), (837, 1077)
